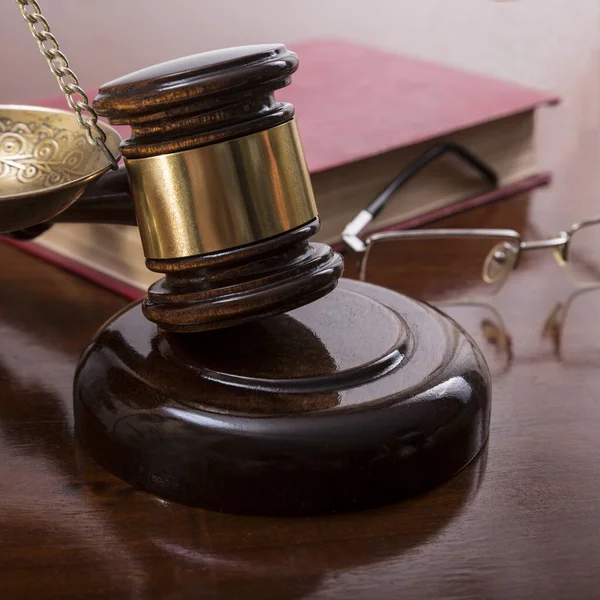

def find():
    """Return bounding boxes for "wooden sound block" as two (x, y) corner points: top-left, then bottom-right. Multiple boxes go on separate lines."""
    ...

(74, 279), (490, 515)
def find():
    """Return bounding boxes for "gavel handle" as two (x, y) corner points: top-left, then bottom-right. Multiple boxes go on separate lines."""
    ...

(54, 165), (136, 226)
(5, 167), (136, 241)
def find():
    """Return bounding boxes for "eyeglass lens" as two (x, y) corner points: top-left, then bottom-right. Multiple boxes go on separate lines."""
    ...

(565, 222), (600, 285)
(362, 235), (517, 303)
(361, 234), (521, 374)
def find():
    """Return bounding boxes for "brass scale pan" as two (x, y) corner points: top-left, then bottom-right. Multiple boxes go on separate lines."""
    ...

(0, 105), (121, 232)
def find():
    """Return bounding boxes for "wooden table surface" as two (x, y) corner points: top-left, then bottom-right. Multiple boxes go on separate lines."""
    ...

(3, 131), (600, 598)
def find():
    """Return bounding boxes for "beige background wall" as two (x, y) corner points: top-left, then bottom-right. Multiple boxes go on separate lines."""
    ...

(1, 0), (596, 100)
(1, 0), (599, 221)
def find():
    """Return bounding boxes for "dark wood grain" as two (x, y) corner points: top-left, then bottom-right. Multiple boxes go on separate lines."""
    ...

(93, 45), (298, 158)
(2, 184), (600, 598)
(143, 218), (343, 332)
(74, 279), (489, 514)
(2, 113), (600, 597)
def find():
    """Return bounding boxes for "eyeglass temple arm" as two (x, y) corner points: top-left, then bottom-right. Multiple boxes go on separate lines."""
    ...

(342, 142), (499, 252)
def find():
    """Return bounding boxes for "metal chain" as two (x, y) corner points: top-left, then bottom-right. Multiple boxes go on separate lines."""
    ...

(15, 0), (120, 169)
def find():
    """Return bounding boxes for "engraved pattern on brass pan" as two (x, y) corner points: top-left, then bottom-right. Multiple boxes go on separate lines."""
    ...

(0, 117), (88, 187)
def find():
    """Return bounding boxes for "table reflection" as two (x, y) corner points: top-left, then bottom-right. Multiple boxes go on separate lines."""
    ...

(439, 283), (600, 377)
(0, 275), (487, 600)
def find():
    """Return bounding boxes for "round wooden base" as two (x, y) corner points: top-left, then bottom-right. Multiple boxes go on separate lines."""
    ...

(74, 279), (491, 515)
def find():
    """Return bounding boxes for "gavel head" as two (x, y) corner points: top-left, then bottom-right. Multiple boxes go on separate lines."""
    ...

(93, 44), (343, 332)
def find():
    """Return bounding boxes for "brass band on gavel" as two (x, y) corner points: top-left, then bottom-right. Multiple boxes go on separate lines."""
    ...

(125, 119), (317, 259)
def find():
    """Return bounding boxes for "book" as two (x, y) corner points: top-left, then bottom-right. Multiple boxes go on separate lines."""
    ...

(3, 40), (557, 297)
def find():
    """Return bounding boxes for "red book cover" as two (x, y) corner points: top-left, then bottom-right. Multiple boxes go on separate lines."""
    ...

(2, 40), (556, 298)
(278, 39), (558, 173)
(30, 39), (558, 174)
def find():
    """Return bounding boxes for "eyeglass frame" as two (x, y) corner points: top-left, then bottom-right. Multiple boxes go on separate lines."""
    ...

(340, 141), (600, 287)
(347, 219), (600, 286)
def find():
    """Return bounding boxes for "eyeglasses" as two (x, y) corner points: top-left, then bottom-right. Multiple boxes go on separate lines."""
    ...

(341, 142), (600, 299)
(347, 218), (600, 301)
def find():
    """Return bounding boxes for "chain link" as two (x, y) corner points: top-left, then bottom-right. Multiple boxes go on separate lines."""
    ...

(15, 0), (120, 169)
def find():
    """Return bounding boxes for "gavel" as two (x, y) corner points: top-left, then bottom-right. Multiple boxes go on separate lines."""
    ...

(19, 44), (343, 332)
(11, 45), (491, 515)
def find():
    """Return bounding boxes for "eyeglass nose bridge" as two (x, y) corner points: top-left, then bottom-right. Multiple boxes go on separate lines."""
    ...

(519, 233), (570, 267)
